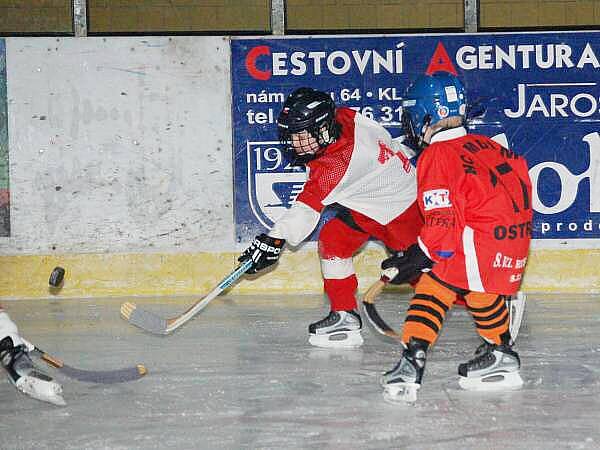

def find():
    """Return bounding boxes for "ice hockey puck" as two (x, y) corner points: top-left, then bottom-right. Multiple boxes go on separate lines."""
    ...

(49, 267), (65, 287)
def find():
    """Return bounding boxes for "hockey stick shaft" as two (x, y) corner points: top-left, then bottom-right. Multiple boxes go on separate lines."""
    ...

(121, 259), (252, 335)
(22, 338), (147, 384)
(169, 259), (253, 330)
(363, 279), (387, 304)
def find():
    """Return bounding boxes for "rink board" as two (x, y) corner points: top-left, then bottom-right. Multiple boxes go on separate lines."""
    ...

(0, 247), (598, 299)
(0, 33), (599, 298)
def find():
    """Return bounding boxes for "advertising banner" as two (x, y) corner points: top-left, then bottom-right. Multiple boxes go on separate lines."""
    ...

(231, 32), (600, 243)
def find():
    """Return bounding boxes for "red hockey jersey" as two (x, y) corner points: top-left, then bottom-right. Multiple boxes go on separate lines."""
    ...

(416, 128), (532, 294)
(271, 107), (417, 245)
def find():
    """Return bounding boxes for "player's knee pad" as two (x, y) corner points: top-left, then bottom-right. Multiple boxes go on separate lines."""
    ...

(320, 257), (355, 280)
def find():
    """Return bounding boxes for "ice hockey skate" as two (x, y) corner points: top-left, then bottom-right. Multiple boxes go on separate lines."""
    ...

(458, 342), (523, 392)
(381, 338), (427, 404)
(0, 337), (65, 406)
(308, 310), (363, 348)
(473, 339), (494, 357)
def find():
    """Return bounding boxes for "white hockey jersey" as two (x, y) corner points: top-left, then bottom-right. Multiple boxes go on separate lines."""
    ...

(269, 107), (417, 246)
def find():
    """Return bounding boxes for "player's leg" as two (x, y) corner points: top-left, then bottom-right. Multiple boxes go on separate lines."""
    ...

(381, 273), (457, 402)
(458, 293), (523, 391)
(399, 273), (458, 346)
(0, 307), (65, 405)
(309, 217), (369, 348)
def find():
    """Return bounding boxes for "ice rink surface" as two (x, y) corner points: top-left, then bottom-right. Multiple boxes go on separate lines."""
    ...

(1, 291), (600, 450)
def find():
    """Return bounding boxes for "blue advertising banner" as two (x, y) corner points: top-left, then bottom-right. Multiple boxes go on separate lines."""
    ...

(231, 32), (600, 243)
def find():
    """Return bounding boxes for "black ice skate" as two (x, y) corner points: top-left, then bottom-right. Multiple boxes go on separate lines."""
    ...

(0, 337), (65, 406)
(473, 339), (495, 357)
(381, 338), (428, 403)
(308, 310), (363, 348)
(458, 343), (523, 391)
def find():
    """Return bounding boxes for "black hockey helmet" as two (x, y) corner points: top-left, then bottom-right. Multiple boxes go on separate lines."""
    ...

(277, 87), (340, 164)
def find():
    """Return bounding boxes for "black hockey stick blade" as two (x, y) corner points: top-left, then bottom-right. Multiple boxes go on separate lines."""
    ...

(29, 346), (147, 384)
(362, 301), (403, 343)
(362, 279), (403, 343)
(41, 355), (147, 383)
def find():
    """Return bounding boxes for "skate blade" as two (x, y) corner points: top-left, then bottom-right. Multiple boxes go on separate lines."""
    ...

(16, 377), (66, 406)
(308, 330), (363, 349)
(458, 370), (523, 392)
(382, 383), (420, 404)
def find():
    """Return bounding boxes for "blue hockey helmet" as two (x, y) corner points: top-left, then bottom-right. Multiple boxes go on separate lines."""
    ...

(401, 71), (466, 152)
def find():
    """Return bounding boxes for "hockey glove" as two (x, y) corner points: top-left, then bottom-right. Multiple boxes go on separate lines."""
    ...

(239, 233), (285, 274)
(381, 244), (433, 285)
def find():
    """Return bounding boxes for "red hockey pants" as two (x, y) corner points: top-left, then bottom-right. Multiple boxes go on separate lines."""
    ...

(318, 202), (422, 311)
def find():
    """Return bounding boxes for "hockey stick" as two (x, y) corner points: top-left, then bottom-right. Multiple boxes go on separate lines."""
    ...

(507, 291), (526, 344)
(362, 278), (403, 342)
(120, 259), (253, 335)
(21, 339), (147, 384)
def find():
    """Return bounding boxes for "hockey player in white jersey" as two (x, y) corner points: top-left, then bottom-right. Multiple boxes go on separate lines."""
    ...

(239, 87), (422, 348)
(0, 307), (65, 405)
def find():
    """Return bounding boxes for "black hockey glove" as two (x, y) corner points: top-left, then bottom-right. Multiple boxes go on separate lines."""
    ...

(380, 244), (434, 285)
(238, 233), (285, 274)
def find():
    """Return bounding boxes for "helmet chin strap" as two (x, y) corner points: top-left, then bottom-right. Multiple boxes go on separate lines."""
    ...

(292, 153), (317, 165)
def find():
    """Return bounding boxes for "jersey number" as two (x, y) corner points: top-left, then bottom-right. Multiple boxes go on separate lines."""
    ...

(489, 162), (531, 213)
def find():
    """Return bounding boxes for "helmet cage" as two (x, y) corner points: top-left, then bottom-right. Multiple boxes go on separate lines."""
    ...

(281, 116), (336, 145)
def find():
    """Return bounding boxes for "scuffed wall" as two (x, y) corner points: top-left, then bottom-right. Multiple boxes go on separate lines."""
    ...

(2, 36), (234, 255)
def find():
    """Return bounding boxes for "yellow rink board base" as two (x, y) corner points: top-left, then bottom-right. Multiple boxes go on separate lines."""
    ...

(0, 248), (598, 300)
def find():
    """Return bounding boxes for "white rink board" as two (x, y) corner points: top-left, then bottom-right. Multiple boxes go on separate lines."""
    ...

(2, 36), (234, 255)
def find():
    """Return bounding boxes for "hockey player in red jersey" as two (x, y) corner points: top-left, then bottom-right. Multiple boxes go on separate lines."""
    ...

(238, 87), (422, 348)
(379, 72), (532, 402)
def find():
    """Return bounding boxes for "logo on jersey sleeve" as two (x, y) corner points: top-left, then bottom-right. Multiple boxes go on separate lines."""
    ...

(423, 189), (452, 211)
